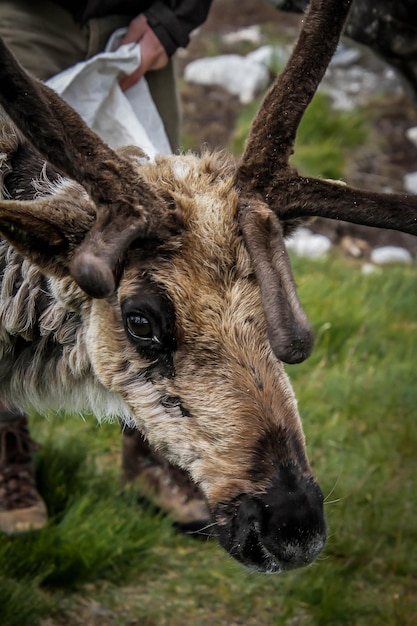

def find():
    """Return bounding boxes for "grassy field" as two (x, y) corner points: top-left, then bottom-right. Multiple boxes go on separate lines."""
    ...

(1, 39), (416, 626)
(1, 254), (416, 626)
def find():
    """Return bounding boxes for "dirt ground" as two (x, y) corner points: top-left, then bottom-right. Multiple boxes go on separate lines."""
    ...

(177, 0), (417, 255)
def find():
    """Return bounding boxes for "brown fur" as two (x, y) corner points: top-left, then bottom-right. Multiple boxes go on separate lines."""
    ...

(0, 0), (416, 573)
(0, 143), (307, 510)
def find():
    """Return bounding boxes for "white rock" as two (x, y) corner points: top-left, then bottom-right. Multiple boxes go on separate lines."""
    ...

(403, 171), (417, 194)
(405, 126), (417, 148)
(286, 228), (332, 259)
(370, 246), (413, 265)
(330, 45), (361, 68)
(246, 45), (290, 70)
(361, 263), (380, 275)
(183, 54), (270, 104)
(222, 26), (262, 46)
(322, 63), (402, 111)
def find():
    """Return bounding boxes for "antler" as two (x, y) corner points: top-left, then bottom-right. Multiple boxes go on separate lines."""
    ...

(266, 176), (417, 233)
(236, 0), (417, 232)
(236, 0), (353, 188)
(0, 37), (177, 298)
(236, 0), (417, 364)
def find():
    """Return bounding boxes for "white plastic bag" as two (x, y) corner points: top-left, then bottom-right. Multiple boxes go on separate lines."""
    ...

(46, 28), (171, 159)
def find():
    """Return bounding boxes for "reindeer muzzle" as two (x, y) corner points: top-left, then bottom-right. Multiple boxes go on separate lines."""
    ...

(214, 464), (326, 573)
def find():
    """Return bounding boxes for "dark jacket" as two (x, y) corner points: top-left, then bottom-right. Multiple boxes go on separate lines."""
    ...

(52, 0), (212, 56)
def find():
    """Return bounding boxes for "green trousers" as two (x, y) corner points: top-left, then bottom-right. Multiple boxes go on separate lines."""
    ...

(0, 0), (180, 150)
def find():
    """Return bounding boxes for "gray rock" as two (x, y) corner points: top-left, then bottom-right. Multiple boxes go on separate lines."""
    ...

(183, 54), (270, 104)
(222, 26), (262, 46)
(330, 45), (362, 68)
(370, 246), (413, 264)
(361, 263), (380, 275)
(322, 65), (387, 111)
(403, 171), (417, 194)
(405, 126), (417, 148)
(246, 45), (290, 70)
(286, 228), (332, 259)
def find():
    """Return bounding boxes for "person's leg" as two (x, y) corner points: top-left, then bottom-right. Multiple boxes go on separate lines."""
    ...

(0, 0), (90, 79)
(0, 405), (47, 534)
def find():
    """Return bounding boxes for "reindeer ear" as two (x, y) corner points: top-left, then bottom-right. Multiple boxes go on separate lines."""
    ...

(240, 201), (314, 364)
(0, 194), (95, 279)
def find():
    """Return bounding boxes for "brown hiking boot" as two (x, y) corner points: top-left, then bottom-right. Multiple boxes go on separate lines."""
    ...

(0, 413), (48, 535)
(121, 427), (210, 532)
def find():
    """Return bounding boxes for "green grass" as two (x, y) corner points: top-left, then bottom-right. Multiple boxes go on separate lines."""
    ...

(232, 90), (367, 180)
(1, 256), (416, 626)
(0, 419), (169, 626)
(291, 92), (367, 178)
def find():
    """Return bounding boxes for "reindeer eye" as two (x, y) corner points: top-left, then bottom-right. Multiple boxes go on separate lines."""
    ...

(121, 284), (177, 372)
(126, 313), (153, 341)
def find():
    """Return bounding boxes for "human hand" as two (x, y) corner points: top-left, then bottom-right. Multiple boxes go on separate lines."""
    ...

(118, 14), (169, 91)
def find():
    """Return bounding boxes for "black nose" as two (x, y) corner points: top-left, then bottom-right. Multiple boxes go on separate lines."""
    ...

(214, 464), (326, 573)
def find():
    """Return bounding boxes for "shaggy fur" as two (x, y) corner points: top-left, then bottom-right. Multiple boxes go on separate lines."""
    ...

(0, 139), (307, 507)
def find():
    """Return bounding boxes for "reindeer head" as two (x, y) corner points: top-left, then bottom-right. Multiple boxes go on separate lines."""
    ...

(0, 0), (416, 574)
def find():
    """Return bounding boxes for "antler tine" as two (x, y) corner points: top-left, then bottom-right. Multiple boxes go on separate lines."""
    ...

(267, 176), (417, 236)
(0, 37), (140, 203)
(235, 0), (353, 189)
(0, 37), (172, 298)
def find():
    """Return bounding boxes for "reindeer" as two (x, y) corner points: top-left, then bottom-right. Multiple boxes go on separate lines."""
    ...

(0, 0), (416, 574)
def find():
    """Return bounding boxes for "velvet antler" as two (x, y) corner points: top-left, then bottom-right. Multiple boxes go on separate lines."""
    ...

(236, 0), (417, 231)
(235, 0), (417, 364)
(0, 37), (177, 298)
(236, 0), (353, 188)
